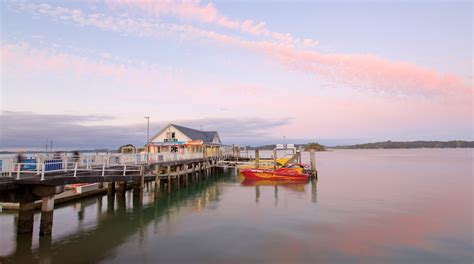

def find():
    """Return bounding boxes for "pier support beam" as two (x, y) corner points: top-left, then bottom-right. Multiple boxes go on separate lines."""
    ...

(184, 164), (189, 186)
(310, 149), (317, 178)
(167, 166), (171, 193)
(155, 165), (161, 190)
(39, 195), (55, 236)
(17, 201), (35, 234)
(255, 149), (260, 168)
(107, 182), (116, 195)
(273, 150), (277, 169)
(107, 193), (115, 214)
(176, 166), (180, 189)
(116, 193), (126, 212)
(116, 182), (127, 197)
(133, 165), (145, 199)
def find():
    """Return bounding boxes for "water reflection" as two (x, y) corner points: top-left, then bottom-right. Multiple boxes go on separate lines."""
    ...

(240, 178), (317, 205)
(0, 150), (472, 263)
(0, 173), (229, 264)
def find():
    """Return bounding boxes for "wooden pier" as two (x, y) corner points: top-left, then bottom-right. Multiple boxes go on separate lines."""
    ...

(0, 149), (317, 237)
(0, 154), (225, 236)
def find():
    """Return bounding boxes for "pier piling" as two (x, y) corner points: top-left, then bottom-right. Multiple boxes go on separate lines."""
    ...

(107, 182), (116, 195)
(17, 201), (35, 234)
(39, 195), (54, 236)
(155, 165), (161, 189)
(310, 149), (317, 178)
(133, 165), (145, 198)
(116, 182), (127, 197)
(255, 149), (260, 169)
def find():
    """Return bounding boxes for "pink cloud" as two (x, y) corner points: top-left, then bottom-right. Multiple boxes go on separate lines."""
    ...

(0, 42), (175, 89)
(104, 2), (472, 99)
(12, 2), (472, 101)
(2, 41), (471, 139)
(106, 0), (316, 48)
(252, 43), (472, 99)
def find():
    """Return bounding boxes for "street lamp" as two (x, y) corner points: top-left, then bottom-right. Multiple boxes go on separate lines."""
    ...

(144, 116), (150, 152)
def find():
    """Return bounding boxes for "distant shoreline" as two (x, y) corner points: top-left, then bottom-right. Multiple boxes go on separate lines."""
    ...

(245, 140), (473, 150)
(1, 140), (472, 154)
(332, 140), (473, 149)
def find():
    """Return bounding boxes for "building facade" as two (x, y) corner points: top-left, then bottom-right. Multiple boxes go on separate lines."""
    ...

(147, 124), (221, 156)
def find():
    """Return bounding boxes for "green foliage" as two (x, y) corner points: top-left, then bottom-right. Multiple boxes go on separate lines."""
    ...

(118, 144), (136, 153)
(304, 142), (326, 151)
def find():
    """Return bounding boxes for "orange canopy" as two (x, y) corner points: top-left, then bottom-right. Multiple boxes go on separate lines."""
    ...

(185, 140), (204, 146)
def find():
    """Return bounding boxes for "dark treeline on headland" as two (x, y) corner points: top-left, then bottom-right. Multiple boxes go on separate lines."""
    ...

(245, 140), (473, 150)
(333, 140), (474, 149)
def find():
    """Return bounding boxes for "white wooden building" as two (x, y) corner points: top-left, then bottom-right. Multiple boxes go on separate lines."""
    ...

(147, 124), (221, 156)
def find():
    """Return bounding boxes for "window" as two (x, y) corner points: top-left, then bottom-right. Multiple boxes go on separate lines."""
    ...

(171, 132), (176, 138)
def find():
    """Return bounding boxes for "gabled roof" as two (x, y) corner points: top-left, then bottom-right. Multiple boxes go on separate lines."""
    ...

(204, 131), (218, 141)
(151, 123), (220, 144)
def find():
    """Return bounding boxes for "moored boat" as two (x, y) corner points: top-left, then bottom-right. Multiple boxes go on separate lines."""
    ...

(241, 166), (309, 181)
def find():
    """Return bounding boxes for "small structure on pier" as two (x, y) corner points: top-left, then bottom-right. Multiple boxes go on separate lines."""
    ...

(147, 124), (221, 156)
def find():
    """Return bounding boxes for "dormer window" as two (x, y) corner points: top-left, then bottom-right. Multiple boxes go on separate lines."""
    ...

(171, 132), (176, 139)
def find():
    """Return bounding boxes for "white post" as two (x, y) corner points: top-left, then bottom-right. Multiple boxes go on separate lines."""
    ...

(102, 163), (106, 176)
(9, 162), (12, 177)
(41, 163), (45, 181)
(123, 165), (127, 176)
(74, 162), (78, 177)
(63, 155), (68, 172)
(16, 164), (20, 180)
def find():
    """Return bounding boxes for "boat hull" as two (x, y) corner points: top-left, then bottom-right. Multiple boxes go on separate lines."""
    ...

(241, 168), (309, 181)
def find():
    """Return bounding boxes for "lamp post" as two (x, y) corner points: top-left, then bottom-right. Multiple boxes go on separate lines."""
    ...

(144, 116), (150, 153)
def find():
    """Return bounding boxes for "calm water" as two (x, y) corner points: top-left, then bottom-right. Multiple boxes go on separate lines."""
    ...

(0, 149), (472, 263)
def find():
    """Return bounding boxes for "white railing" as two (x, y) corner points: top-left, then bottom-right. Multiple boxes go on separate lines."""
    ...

(0, 151), (223, 180)
(0, 158), (13, 177)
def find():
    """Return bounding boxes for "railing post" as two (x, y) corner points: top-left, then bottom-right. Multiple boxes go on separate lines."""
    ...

(9, 162), (13, 177)
(74, 162), (78, 177)
(36, 159), (41, 175)
(16, 163), (20, 180)
(41, 163), (45, 181)
(123, 165), (127, 176)
(63, 154), (67, 172)
(102, 163), (106, 176)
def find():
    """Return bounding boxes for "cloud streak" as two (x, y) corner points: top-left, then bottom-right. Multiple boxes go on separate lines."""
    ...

(0, 111), (290, 149)
(11, 2), (471, 100)
(106, 0), (318, 48)
(1, 42), (176, 89)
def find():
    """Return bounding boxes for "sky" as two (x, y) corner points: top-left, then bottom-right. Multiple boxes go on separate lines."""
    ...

(0, 0), (472, 149)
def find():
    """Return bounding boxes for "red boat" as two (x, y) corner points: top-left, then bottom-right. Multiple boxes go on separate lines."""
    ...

(241, 167), (309, 181)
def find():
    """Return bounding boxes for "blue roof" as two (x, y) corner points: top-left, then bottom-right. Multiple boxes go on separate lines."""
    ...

(171, 124), (219, 144)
